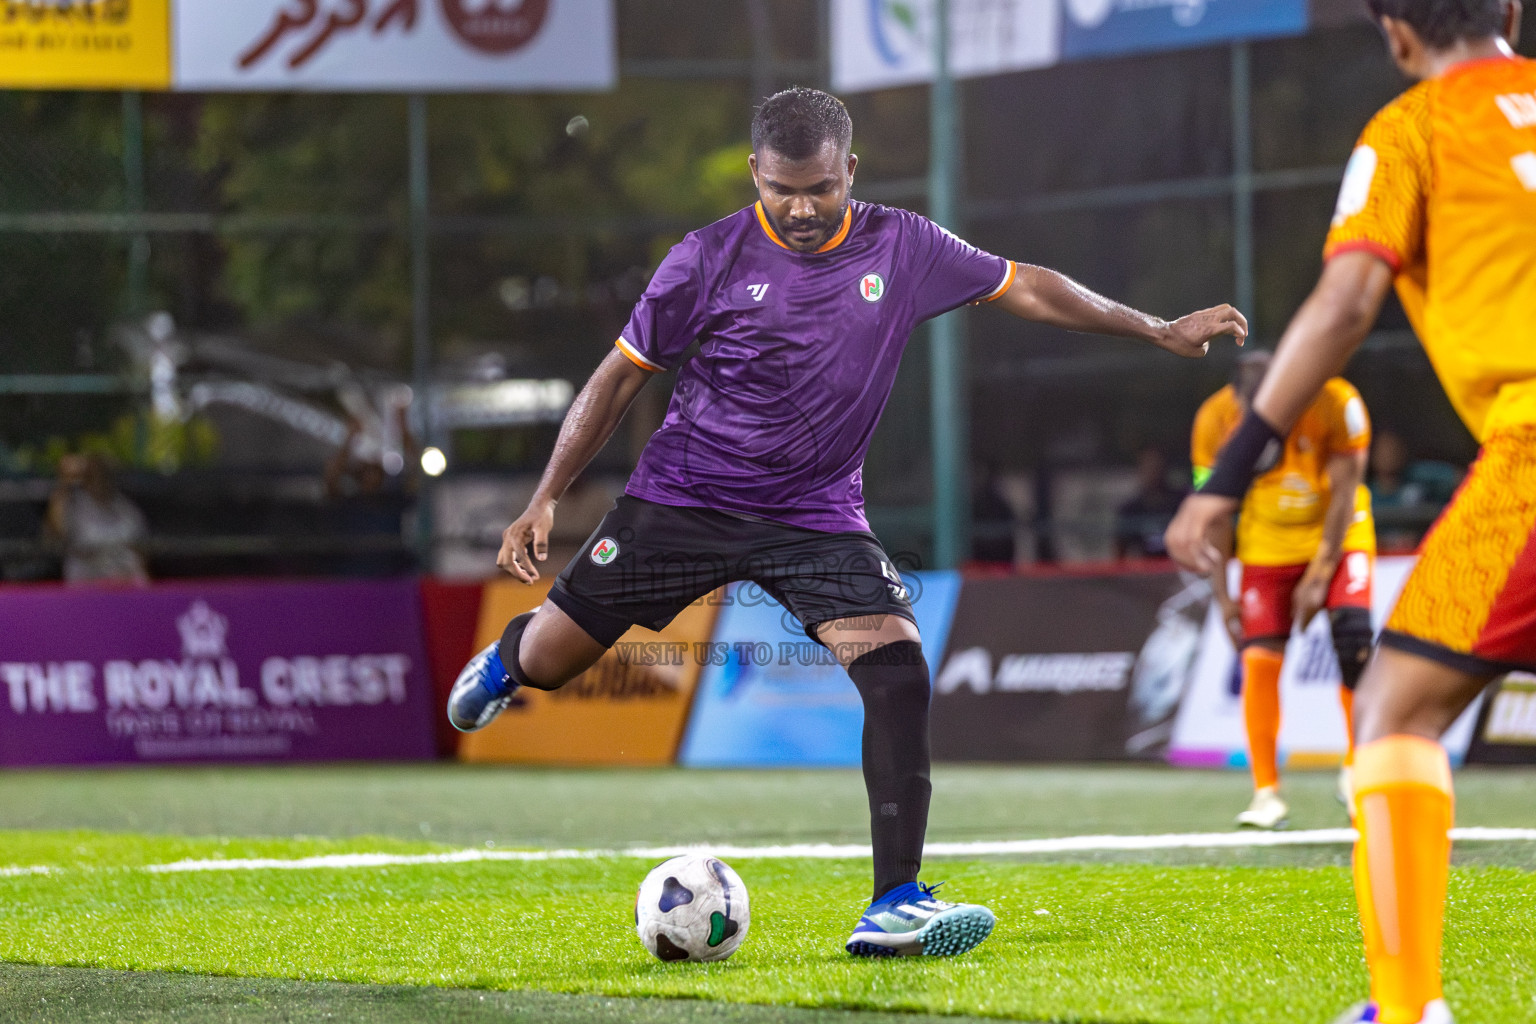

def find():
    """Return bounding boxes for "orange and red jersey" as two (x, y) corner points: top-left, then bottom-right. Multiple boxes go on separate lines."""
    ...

(1192, 379), (1374, 566)
(1324, 56), (1536, 442)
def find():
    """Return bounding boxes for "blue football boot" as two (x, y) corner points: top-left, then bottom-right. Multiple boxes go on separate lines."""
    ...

(845, 881), (995, 957)
(1330, 1001), (1452, 1024)
(447, 641), (518, 732)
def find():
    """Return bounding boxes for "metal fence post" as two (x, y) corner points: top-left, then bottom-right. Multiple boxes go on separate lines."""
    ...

(122, 91), (148, 318)
(929, 0), (968, 570)
(1231, 42), (1255, 322)
(408, 94), (433, 568)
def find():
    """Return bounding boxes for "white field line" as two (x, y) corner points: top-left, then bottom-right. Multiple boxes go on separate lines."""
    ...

(137, 826), (1536, 873)
(4, 828), (1535, 878)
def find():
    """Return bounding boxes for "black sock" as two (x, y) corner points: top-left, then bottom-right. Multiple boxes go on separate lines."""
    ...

(1329, 606), (1373, 692)
(846, 640), (932, 903)
(497, 611), (556, 691)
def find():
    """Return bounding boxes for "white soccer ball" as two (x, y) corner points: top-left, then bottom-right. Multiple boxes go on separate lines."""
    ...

(634, 854), (750, 962)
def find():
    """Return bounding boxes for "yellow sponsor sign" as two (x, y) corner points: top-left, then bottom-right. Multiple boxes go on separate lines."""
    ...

(459, 580), (721, 766)
(1, 0), (171, 89)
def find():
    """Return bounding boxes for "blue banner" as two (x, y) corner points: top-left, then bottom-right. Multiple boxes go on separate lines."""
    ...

(678, 570), (961, 767)
(1060, 0), (1306, 61)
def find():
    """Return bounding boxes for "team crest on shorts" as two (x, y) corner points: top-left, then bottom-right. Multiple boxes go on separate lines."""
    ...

(590, 537), (620, 565)
(858, 273), (885, 302)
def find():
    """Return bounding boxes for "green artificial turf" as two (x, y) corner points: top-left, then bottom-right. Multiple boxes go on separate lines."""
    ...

(4, 763), (1536, 867)
(2, 830), (1535, 1023)
(0, 962), (1020, 1024)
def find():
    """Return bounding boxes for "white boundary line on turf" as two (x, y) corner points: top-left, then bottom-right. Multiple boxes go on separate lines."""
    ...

(6, 828), (1534, 877)
(124, 827), (1536, 874)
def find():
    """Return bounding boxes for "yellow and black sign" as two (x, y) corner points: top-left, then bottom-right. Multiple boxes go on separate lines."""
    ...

(459, 579), (720, 767)
(1, 0), (171, 89)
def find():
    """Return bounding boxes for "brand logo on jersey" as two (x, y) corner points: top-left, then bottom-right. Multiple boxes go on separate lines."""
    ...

(1332, 146), (1378, 227)
(1512, 152), (1536, 193)
(859, 274), (886, 302)
(1343, 551), (1371, 595)
(746, 283), (771, 301)
(880, 560), (908, 600)
(590, 537), (620, 565)
(1496, 91), (1536, 130)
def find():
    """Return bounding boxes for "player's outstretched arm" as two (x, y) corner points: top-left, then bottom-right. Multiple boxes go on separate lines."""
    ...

(990, 263), (1248, 356)
(497, 349), (652, 583)
(1164, 251), (1394, 575)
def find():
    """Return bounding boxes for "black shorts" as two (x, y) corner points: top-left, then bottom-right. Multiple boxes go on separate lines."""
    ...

(547, 495), (917, 648)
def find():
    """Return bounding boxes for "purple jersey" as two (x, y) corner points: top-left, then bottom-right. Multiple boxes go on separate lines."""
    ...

(617, 200), (1014, 533)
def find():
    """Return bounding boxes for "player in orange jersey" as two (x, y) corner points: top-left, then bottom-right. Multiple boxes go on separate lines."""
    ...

(1192, 351), (1375, 830)
(1167, 0), (1533, 1018)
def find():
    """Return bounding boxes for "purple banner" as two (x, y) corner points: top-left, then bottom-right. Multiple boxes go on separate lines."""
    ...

(0, 580), (436, 765)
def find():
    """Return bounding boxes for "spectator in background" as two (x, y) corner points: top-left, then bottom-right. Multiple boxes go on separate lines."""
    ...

(45, 454), (149, 585)
(324, 412), (419, 576)
(1114, 446), (1186, 559)
(1369, 430), (1464, 551)
(1369, 429), (1463, 508)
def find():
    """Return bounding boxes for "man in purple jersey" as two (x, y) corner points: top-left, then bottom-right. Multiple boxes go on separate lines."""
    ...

(449, 87), (1247, 958)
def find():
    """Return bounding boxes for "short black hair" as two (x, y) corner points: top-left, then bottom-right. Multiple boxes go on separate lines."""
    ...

(1364, 0), (1505, 47)
(751, 87), (853, 160)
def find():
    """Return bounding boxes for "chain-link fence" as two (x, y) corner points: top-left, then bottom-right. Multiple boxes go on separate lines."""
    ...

(1, 4), (1504, 579)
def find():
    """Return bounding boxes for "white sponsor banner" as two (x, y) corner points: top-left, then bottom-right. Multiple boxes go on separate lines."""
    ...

(1168, 555), (1483, 768)
(175, 0), (615, 92)
(831, 0), (1060, 93)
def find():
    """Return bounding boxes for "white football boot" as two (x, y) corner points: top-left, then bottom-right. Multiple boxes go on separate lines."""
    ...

(1236, 786), (1289, 829)
(1338, 765), (1356, 820)
(1330, 998), (1453, 1023)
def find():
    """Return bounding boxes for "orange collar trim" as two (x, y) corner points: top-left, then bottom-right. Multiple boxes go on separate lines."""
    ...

(1441, 53), (1523, 81)
(754, 202), (852, 254)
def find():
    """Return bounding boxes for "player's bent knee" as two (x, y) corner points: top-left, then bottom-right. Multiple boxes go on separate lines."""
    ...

(499, 610), (573, 692)
(1329, 606), (1373, 691)
(846, 641), (930, 711)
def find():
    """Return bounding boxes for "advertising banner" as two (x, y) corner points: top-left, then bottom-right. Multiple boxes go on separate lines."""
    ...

(1059, 0), (1306, 61)
(1465, 673), (1536, 766)
(930, 568), (1203, 761)
(175, 0), (614, 92)
(831, 0), (1310, 93)
(679, 570), (961, 768)
(418, 577), (484, 757)
(0, 579), (435, 765)
(457, 578), (718, 765)
(0, 0), (172, 90)
(1167, 555), (1484, 768)
(831, 0), (1059, 93)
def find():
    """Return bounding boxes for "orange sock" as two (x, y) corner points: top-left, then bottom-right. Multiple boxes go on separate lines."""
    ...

(1352, 735), (1454, 1024)
(1339, 687), (1357, 767)
(1241, 647), (1284, 790)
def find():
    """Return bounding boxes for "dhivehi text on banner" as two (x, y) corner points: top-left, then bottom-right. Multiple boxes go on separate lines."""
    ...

(0, 579), (436, 765)
(0, 0), (171, 89)
(679, 570), (961, 768)
(832, 0), (1060, 92)
(175, 0), (615, 92)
